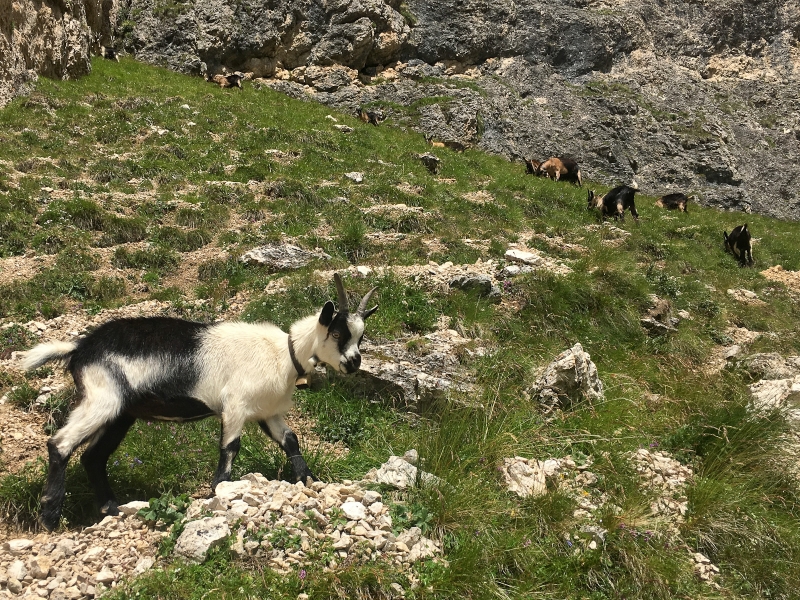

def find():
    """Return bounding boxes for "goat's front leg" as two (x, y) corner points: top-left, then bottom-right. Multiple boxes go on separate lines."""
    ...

(259, 415), (316, 484)
(211, 413), (245, 490)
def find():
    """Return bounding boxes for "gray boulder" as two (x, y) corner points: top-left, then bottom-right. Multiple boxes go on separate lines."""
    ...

(449, 274), (501, 302)
(529, 343), (604, 412)
(240, 243), (331, 271)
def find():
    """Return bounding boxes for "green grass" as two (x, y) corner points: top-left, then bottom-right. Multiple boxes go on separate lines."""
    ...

(1, 57), (800, 599)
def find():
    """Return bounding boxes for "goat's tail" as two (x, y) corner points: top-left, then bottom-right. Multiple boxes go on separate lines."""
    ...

(21, 341), (77, 371)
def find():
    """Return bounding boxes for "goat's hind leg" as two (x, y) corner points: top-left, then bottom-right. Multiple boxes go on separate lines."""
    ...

(41, 402), (114, 530)
(259, 416), (316, 484)
(211, 413), (245, 490)
(80, 414), (135, 517)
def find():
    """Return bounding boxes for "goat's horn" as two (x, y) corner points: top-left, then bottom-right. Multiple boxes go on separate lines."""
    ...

(333, 273), (349, 311)
(357, 286), (378, 315)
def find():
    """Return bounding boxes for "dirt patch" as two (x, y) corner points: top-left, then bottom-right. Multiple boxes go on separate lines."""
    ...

(160, 247), (232, 294)
(0, 403), (50, 476)
(0, 254), (57, 286)
(761, 265), (800, 296)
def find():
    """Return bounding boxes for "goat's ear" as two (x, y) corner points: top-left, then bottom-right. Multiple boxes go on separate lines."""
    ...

(362, 305), (379, 320)
(319, 301), (336, 326)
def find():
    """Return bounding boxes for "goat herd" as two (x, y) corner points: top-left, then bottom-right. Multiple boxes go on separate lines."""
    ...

(524, 154), (754, 267)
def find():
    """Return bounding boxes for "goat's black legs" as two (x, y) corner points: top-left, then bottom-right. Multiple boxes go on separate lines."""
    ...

(41, 438), (73, 531)
(40, 393), (117, 531)
(80, 414), (136, 517)
(259, 416), (316, 484)
(211, 433), (241, 490)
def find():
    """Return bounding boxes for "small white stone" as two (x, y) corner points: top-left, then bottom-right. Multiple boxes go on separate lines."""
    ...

(215, 480), (252, 501)
(5, 539), (35, 555)
(95, 570), (115, 584)
(133, 557), (154, 575)
(118, 501), (150, 516)
(7, 560), (27, 580)
(345, 172), (364, 183)
(341, 501), (367, 521)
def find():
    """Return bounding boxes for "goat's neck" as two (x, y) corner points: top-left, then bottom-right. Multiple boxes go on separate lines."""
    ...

(288, 313), (323, 374)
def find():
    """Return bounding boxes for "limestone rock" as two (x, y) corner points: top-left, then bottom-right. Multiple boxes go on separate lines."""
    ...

(501, 457), (547, 498)
(341, 501), (368, 521)
(417, 153), (441, 174)
(4, 539), (34, 555)
(738, 353), (800, 380)
(529, 343), (604, 412)
(240, 244), (331, 271)
(366, 454), (442, 489)
(6, 560), (27, 581)
(174, 517), (231, 563)
(449, 274), (501, 302)
(118, 500), (151, 516)
(505, 249), (543, 266)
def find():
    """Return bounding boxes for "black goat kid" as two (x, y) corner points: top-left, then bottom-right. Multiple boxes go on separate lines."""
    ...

(724, 224), (754, 266)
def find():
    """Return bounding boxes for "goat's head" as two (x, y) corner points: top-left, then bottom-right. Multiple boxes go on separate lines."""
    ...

(587, 190), (602, 210)
(524, 158), (541, 175)
(316, 273), (378, 374)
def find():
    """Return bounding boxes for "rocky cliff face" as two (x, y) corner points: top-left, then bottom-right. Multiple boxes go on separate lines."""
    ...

(6, 0), (800, 220)
(0, 0), (117, 107)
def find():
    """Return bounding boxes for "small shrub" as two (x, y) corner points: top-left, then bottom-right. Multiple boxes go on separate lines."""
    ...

(112, 246), (179, 273)
(151, 226), (211, 252)
(96, 215), (148, 246)
(0, 324), (36, 358)
(8, 382), (38, 409)
(174, 204), (229, 229)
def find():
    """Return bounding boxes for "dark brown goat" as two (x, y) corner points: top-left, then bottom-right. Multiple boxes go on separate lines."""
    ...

(588, 185), (639, 221)
(655, 193), (690, 212)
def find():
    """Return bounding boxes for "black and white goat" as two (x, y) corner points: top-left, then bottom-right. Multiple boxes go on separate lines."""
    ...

(100, 46), (119, 62)
(587, 184), (639, 222)
(22, 274), (377, 531)
(358, 106), (386, 126)
(724, 223), (754, 266)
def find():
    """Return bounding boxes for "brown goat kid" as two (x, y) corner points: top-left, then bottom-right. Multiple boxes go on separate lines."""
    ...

(531, 157), (582, 187)
(524, 158), (542, 175)
(211, 73), (244, 89)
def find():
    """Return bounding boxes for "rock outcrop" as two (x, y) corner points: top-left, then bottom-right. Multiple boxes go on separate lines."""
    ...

(529, 343), (604, 412)
(6, 0), (799, 219)
(0, 0), (118, 108)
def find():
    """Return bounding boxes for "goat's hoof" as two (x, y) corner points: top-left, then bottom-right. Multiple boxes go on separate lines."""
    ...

(39, 510), (60, 532)
(100, 500), (119, 516)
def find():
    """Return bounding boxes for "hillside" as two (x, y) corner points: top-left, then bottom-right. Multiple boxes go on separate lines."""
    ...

(114, 0), (800, 220)
(1, 58), (800, 599)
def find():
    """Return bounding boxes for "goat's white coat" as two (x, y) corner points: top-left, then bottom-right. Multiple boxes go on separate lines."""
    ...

(31, 308), (370, 452)
(54, 364), (123, 455)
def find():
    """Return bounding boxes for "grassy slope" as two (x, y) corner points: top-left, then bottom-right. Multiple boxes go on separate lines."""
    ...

(1, 58), (800, 599)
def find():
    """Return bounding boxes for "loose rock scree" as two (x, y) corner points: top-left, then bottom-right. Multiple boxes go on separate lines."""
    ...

(21, 274), (378, 531)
